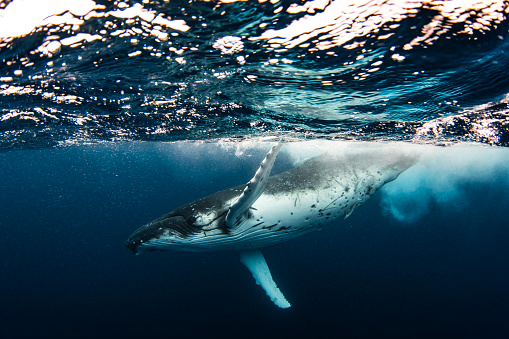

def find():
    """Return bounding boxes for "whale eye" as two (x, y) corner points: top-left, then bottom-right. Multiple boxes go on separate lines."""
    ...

(186, 216), (196, 225)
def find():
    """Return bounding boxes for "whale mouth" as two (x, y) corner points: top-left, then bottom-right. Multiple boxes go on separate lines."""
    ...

(125, 215), (202, 254)
(125, 224), (150, 254)
(125, 236), (140, 254)
(124, 221), (162, 254)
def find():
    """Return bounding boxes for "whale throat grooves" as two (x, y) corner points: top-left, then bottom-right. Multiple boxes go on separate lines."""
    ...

(240, 249), (291, 309)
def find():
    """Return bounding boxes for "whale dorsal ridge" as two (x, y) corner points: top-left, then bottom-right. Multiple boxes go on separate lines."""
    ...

(225, 143), (283, 228)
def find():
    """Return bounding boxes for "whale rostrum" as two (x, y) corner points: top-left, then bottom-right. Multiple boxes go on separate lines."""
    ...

(125, 143), (419, 308)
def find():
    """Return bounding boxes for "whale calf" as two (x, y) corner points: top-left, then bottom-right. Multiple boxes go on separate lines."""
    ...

(126, 143), (419, 308)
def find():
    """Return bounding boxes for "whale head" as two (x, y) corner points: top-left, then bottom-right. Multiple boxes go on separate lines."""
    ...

(125, 185), (245, 253)
(125, 215), (200, 254)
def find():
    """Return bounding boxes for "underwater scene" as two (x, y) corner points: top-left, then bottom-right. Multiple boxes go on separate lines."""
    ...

(1, 0), (509, 338)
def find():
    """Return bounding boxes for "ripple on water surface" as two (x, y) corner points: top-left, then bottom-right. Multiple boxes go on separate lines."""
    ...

(0, 0), (509, 149)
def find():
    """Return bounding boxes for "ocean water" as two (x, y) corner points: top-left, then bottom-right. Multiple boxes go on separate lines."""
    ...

(1, 1), (509, 338)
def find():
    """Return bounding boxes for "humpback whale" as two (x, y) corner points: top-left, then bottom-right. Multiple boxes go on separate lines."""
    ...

(126, 143), (418, 308)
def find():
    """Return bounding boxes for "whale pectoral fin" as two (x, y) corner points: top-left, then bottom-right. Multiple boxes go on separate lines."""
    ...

(225, 143), (283, 228)
(240, 249), (291, 309)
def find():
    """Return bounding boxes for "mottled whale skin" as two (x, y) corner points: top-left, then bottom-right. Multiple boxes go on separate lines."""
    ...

(125, 144), (417, 253)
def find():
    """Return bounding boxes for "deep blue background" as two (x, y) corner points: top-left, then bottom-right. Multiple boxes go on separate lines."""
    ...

(1, 142), (508, 339)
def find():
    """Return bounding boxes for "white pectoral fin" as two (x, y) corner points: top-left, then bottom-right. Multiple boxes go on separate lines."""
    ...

(240, 249), (291, 309)
(225, 143), (283, 228)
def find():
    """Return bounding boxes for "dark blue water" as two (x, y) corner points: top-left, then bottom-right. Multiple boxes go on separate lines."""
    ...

(1, 142), (509, 338)
(1, 1), (509, 338)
